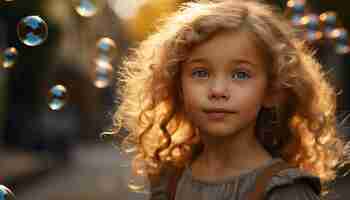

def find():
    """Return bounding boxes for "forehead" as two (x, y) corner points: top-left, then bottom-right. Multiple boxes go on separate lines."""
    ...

(185, 29), (266, 69)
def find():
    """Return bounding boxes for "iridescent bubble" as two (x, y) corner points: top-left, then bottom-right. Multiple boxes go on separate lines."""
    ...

(2, 47), (18, 68)
(127, 176), (150, 194)
(100, 131), (115, 142)
(291, 14), (304, 26)
(335, 43), (350, 55)
(73, 0), (98, 17)
(100, 131), (124, 148)
(127, 179), (146, 193)
(0, 185), (16, 200)
(287, 0), (306, 14)
(324, 27), (335, 39)
(330, 28), (348, 44)
(306, 30), (322, 42)
(17, 16), (48, 47)
(301, 14), (320, 31)
(48, 84), (67, 111)
(320, 12), (337, 38)
(320, 11), (337, 26)
(96, 37), (118, 63)
(93, 59), (113, 88)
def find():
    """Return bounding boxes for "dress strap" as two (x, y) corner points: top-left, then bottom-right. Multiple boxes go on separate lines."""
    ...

(168, 167), (184, 200)
(246, 160), (291, 200)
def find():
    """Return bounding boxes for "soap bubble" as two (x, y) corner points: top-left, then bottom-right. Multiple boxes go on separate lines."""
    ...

(17, 16), (48, 46)
(0, 185), (16, 200)
(330, 28), (348, 44)
(127, 178), (148, 193)
(301, 14), (320, 31)
(335, 43), (350, 55)
(287, 0), (306, 14)
(48, 84), (68, 111)
(306, 30), (322, 42)
(100, 131), (124, 148)
(127, 156), (150, 194)
(291, 14), (304, 26)
(320, 11), (337, 27)
(73, 0), (99, 17)
(93, 59), (113, 88)
(2, 47), (18, 68)
(96, 37), (118, 63)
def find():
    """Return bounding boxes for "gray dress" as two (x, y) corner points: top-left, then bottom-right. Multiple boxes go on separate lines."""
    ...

(151, 158), (322, 200)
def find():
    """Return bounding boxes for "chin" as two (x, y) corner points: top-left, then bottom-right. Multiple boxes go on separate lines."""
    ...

(201, 126), (237, 137)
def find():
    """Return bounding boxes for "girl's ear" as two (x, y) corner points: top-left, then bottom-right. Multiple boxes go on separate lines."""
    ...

(262, 88), (287, 108)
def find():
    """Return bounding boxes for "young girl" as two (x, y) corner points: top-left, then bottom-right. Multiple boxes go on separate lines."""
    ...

(111, 0), (349, 199)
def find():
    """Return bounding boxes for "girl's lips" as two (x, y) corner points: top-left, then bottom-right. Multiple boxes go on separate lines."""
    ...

(206, 112), (231, 120)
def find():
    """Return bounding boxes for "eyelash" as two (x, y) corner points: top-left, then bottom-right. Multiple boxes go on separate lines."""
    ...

(191, 69), (251, 80)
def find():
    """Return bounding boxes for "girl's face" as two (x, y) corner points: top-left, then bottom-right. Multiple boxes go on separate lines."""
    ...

(180, 29), (272, 138)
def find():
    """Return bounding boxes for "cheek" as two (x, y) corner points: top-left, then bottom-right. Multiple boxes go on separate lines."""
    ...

(181, 78), (203, 112)
(237, 82), (267, 113)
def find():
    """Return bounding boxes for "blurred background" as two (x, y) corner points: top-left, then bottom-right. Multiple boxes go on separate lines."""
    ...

(0, 0), (350, 199)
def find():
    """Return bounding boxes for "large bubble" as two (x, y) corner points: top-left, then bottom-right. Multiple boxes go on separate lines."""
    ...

(17, 16), (48, 47)
(0, 185), (16, 200)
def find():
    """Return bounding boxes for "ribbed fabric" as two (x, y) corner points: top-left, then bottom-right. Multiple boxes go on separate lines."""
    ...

(150, 157), (321, 200)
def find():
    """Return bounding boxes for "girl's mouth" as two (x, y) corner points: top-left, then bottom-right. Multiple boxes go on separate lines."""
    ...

(205, 112), (233, 120)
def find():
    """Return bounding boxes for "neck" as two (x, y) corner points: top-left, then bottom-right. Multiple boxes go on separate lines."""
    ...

(194, 125), (272, 173)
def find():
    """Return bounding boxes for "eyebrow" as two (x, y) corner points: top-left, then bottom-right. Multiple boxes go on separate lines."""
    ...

(184, 57), (259, 68)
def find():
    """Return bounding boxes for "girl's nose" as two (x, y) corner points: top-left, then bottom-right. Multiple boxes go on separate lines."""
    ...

(208, 80), (230, 101)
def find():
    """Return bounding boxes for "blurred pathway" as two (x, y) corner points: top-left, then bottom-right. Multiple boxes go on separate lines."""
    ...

(14, 142), (150, 200)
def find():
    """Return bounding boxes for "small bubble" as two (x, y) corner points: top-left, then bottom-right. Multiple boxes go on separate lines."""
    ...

(324, 27), (336, 39)
(2, 47), (18, 68)
(123, 144), (137, 154)
(17, 16), (48, 47)
(0, 185), (16, 200)
(74, 0), (99, 17)
(93, 59), (113, 88)
(301, 14), (320, 31)
(306, 30), (322, 42)
(100, 131), (122, 147)
(291, 14), (304, 26)
(100, 131), (115, 142)
(330, 28), (348, 43)
(335, 43), (350, 55)
(287, 0), (306, 14)
(127, 179), (145, 192)
(127, 178), (150, 194)
(48, 84), (67, 111)
(96, 37), (118, 63)
(320, 11), (337, 27)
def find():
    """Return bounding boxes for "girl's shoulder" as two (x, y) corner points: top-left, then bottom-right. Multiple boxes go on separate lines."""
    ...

(264, 166), (322, 200)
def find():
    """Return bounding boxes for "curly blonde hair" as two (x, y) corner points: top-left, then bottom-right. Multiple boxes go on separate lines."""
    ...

(112, 0), (349, 192)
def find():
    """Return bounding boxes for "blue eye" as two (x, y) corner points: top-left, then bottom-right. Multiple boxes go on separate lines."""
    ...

(232, 71), (250, 80)
(191, 69), (208, 78)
